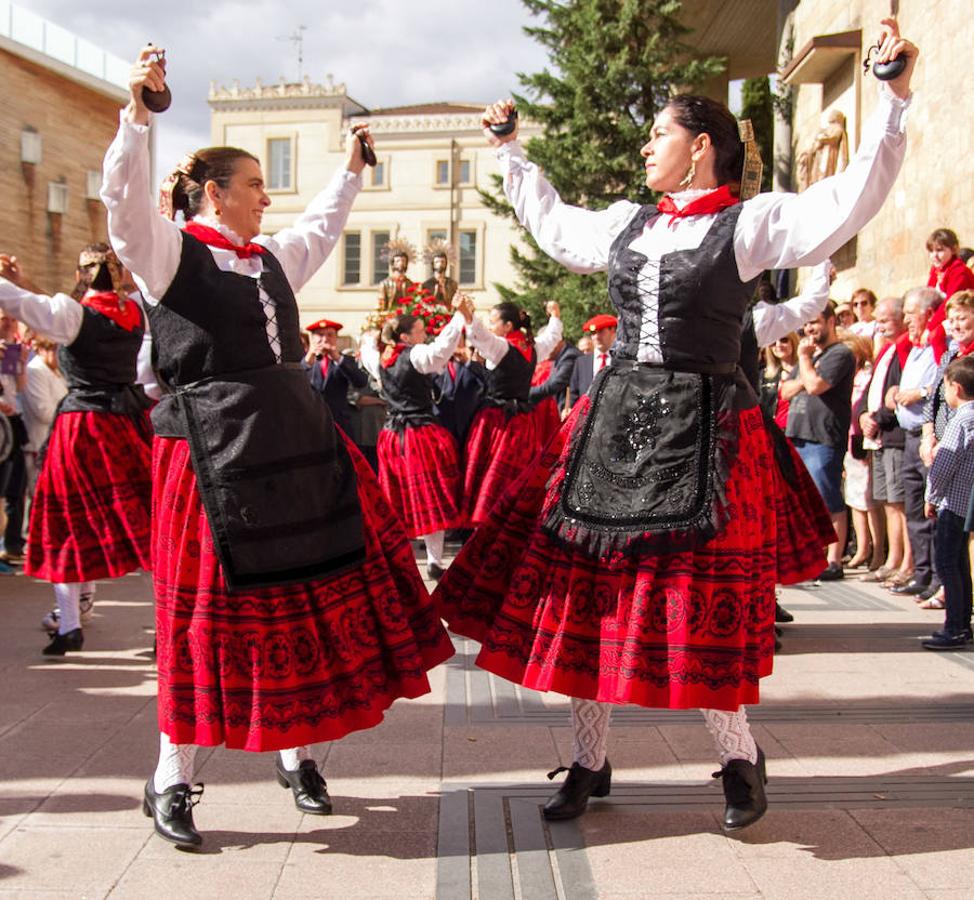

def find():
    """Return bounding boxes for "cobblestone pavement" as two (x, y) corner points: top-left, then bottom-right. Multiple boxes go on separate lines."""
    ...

(1, 553), (972, 899)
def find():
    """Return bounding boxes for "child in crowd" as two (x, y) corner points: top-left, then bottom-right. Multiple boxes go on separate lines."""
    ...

(922, 357), (974, 649)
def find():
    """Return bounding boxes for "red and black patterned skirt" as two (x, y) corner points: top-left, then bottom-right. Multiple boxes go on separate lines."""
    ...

(532, 397), (563, 448)
(434, 397), (834, 712)
(377, 423), (461, 538)
(152, 434), (455, 752)
(25, 411), (152, 583)
(461, 405), (546, 527)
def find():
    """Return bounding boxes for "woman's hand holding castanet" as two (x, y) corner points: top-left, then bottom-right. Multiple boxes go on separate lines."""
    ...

(482, 99), (518, 148)
(127, 45), (167, 125)
(875, 18), (918, 100)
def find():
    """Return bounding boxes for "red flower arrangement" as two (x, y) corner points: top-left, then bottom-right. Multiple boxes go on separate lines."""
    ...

(362, 283), (453, 336)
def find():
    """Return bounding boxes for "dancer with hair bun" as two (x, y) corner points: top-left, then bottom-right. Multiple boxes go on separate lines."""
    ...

(0, 246), (152, 655)
(456, 298), (562, 526)
(102, 45), (453, 850)
(359, 304), (470, 580)
(436, 18), (917, 832)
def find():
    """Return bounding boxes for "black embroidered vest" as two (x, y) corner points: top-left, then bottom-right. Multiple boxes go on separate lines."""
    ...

(147, 234), (365, 591)
(485, 342), (536, 409)
(378, 348), (437, 430)
(58, 304), (150, 417)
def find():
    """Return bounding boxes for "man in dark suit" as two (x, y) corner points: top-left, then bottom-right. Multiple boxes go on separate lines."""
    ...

(434, 337), (486, 451)
(569, 313), (617, 407)
(302, 318), (368, 435)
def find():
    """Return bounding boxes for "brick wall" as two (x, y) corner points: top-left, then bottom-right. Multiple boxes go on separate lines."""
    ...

(0, 48), (122, 295)
(787, 0), (974, 299)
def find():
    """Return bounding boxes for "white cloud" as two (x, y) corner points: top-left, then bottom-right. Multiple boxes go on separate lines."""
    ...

(24, 0), (550, 175)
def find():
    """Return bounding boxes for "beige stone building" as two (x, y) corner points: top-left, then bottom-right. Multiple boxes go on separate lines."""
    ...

(0, 3), (129, 294)
(209, 79), (539, 337)
(685, 0), (973, 300)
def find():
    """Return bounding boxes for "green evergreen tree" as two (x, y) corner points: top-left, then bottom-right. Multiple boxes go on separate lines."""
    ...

(739, 76), (774, 192)
(481, 0), (726, 338)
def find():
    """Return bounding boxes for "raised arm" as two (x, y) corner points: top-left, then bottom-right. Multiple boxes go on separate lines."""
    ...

(532, 302), (565, 362)
(752, 261), (832, 346)
(483, 100), (638, 274)
(735, 20), (916, 281)
(409, 312), (466, 376)
(358, 334), (382, 381)
(0, 277), (82, 346)
(100, 47), (183, 304)
(262, 126), (371, 293)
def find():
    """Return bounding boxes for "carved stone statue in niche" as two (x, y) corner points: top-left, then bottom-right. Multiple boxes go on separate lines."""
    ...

(796, 108), (850, 193)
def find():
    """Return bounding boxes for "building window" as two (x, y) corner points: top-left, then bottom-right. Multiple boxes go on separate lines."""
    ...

(371, 230), (391, 285)
(47, 180), (69, 214)
(371, 161), (386, 187)
(435, 160), (450, 186)
(342, 232), (361, 285)
(267, 137), (293, 191)
(459, 230), (477, 285)
(21, 127), (42, 164)
(458, 159), (472, 185)
(85, 170), (101, 199)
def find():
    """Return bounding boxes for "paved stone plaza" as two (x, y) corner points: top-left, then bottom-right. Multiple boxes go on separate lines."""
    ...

(1, 553), (973, 899)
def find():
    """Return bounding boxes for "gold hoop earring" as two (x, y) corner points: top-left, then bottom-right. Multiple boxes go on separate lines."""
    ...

(679, 160), (696, 190)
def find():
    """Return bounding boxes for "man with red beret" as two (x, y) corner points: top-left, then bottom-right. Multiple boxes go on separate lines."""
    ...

(303, 318), (369, 435)
(569, 313), (617, 406)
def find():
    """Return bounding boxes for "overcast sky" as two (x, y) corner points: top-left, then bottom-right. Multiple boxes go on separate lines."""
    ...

(25, 0), (551, 171)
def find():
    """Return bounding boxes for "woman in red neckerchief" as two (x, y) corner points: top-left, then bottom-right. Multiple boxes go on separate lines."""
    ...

(0, 246), (153, 656)
(924, 228), (974, 364)
(456, 298), (563, 527)
(434, 18), (918, 833)
(358, 308), (468, 581)
(101, 46), (453, 851)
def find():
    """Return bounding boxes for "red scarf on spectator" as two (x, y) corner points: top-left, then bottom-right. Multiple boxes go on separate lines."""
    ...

(382, 343), (408, 369)
(874, 330), (913, 370)
(81, 290), (142, 332)
(505, 329), (533, 361)
(657, 184), (739, 225)
(183, 221), (266, 259)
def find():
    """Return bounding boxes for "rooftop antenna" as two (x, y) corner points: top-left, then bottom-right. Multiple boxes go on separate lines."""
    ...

(276, 25), (307, 81)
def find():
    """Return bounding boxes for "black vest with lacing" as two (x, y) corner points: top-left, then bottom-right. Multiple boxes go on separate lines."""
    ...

(378, 347), (437, 431)
(147, 234), (365, 591)
(484, 339), (536, 415)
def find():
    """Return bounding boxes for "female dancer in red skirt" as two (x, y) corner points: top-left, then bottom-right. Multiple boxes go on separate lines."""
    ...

(359, 309), (468, 579)
(461, 299), (562, 526)
(0, 246), (152, 655)
(439, 19), (917, 831)
(103, 47), (453, 849)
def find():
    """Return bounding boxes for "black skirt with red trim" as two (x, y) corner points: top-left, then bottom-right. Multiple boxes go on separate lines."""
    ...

(377, 423), (461, 538)
(461, 405), (546, 527)
(433, 397), (834, 712)
(152, 434), (455, 752)
(25, 411), (152, 583)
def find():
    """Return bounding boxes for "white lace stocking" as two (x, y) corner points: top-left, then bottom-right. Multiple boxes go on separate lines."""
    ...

(701, 707), (758, 766)
(571, 698), (612, 771)
(153, 732), (199, 792)
(423, 531), (445, 567)
(278, 745), (313, 772)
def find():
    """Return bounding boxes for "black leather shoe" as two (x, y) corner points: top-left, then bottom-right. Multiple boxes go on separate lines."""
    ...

(890, 579), (929, 596)
(714, 747), (767, 832)
(276, 759), (332, 815)
(42, 628), (83, 656)
(932, 626), (973, 642)
(774, 603), (794, 623)
(143, 780), (203, 849)
(426, 562), (446, 581)
(917, 584), (942, 602)
(816, 563), (844, 582)
(542, 759), (611, 820)
(922, 632), (971, 651)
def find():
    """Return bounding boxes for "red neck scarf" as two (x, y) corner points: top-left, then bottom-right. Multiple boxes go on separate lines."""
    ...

(505, 329), (533, 362)
(875, 330), (913, 370)
(382, 343), (408, 369)
(183, 221), (266, 259)
(960, 339), (974, 358)
(656, 184), (740, 225)
(80, 290), (142, 333)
